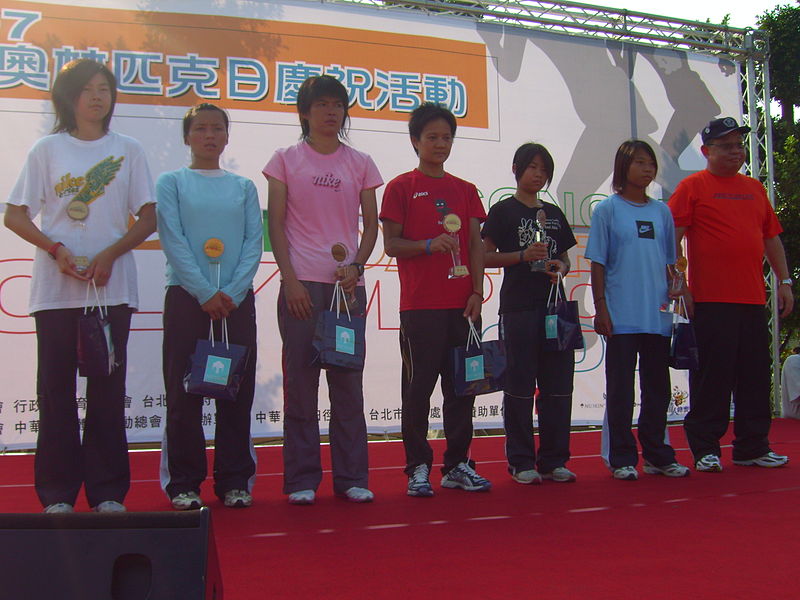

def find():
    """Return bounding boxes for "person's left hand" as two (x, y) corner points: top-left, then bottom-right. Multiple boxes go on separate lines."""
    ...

(463, 292), (482, 321)
(85, 249), (115, 286)
(544, 259), (567, 283)
(336, 264), (360, 294)
(778, 284), (794, 318)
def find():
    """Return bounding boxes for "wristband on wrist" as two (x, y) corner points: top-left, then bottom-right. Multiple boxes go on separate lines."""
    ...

(424, 238), (432, 255)
(47, 242), (63, 260)
(472, 290), (484, 301)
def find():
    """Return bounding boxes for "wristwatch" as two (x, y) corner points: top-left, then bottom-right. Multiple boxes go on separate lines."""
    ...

(350, 262), (365, 277)
(779, 278), (793, 286)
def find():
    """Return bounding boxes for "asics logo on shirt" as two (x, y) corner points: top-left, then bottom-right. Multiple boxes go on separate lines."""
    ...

(636, 220), (655, 239)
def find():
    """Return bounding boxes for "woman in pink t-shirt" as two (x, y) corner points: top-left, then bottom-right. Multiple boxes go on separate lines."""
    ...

(263, 75), (382, 505)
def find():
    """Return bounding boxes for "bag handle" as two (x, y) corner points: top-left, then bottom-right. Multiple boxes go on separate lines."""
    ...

(208, 317), (231, 349)
(83, 280), (107, 319)
(547, 272), (565, 307)
(329, 280), (352, 322)
(465, 317), (481, 351)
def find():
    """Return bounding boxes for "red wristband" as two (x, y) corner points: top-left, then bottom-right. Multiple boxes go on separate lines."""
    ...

(472, 290), (484, 301)
(47, 242), (63, 259)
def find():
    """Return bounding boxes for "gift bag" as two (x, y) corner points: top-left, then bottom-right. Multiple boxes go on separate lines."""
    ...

(77, 281), (115, 377)
(669, 297), (699, 370)
(185, 319), (250, 401)
(544, 275), (584, 352)
(312, 281), (366, 371)
(452, 319), (507, 397)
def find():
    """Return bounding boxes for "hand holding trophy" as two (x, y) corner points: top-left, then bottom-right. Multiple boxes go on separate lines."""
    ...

(443, 213), (469, 279)
(529, 208), (548, 272)
(661, 256), (687, 315)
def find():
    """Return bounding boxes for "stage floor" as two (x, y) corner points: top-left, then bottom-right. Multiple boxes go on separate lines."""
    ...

(1, 421), (799, 599)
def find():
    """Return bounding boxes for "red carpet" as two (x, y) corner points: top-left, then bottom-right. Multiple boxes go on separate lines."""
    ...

(1, 420), (799, 599)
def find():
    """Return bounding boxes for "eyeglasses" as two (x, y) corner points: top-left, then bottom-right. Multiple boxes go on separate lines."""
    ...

(707, 142), (746, 152)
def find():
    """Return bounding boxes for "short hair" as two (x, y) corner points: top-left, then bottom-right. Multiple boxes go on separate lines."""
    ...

(182, 103), (230, 139)
(51, 59), (117, 134)
(612, 139), (658, 193)
(408, 103), (457, 154)
(512, 143), (554, 186)
(296, 75), (350, 140)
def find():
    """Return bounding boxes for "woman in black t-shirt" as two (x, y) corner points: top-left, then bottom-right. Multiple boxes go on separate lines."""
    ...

(482, 143), (577, 485)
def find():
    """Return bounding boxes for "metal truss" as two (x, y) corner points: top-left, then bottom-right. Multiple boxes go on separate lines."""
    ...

(309, 0), (782, 407)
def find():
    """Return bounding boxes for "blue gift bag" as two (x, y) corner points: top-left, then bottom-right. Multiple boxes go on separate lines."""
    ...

(185, 319), (250, 401)
(453, 319), (507, 397)
(312, 281), (366, 371)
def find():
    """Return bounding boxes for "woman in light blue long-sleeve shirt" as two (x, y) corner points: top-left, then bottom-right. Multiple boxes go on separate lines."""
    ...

(156, 103), (262, 511)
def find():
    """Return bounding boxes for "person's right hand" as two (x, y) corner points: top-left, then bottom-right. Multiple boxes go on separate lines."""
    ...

(284, 279), (313, 320)
(428, 233), (459, 254)
(522, 242), (548, 262)
(54, 245), (90, 282)
(594, 305), (613, 337)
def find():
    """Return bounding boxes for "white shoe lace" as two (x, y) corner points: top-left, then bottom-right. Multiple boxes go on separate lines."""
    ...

(411, 464), (430, 485)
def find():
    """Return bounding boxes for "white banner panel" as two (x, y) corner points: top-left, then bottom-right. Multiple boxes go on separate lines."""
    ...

(0, 0), (738, 448)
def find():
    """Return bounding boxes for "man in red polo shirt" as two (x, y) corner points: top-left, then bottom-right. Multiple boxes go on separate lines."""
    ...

(669, 117), (793, 472)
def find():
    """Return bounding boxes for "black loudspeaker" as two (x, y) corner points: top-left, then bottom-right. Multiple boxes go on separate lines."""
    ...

(0, 507), (222, 599)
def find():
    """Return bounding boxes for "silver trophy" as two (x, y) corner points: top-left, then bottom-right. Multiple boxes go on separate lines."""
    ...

(529, 208), (548, 272)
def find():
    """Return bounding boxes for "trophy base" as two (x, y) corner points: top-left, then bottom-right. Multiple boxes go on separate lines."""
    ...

(529, 260), (547, 272)
(448, 265), (469, 279)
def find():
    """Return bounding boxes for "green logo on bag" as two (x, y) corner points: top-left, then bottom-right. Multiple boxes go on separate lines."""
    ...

(335, 325), (355, 355)
(545, 314), (558, 339)
(204, 355), (231, 385)
(465, 355), (484, 382)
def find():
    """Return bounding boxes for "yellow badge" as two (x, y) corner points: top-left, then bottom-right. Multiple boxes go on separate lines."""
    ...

(442, 213), (462, 233)
(204, 238), (225, 259)
(66, 199), (89, 221)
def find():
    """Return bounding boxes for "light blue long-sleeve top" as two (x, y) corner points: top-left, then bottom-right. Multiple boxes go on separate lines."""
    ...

(156, 167), (262, 306)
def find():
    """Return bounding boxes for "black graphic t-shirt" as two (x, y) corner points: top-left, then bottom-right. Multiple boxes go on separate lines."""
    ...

(481, 196), (577, 312)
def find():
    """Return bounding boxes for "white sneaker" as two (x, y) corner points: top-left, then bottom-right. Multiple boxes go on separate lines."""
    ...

(44, 502), (74, 514)
(643, 462), (690, 477)
(541, 467), (577, 483)
(340, 487), (374, 503)
(288, 489), (315, 505)
(695, 454), (722, 472)
(171, 491), (203, 511)
(223, 489), (253, 508)
(511, 469), (542, 485)
(94, 500), (126, 513)
(612, 466), (638, 480)
(733, 451), (789, 468)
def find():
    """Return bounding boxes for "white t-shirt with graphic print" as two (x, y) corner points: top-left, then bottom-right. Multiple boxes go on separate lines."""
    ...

(7, 131), (155, 313)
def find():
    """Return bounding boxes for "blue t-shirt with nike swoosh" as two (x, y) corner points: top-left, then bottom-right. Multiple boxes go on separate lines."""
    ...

(585, 194), (676, 336)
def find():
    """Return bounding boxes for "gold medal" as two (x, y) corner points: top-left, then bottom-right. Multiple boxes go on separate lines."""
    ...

(331, 242), (348, 263)
(204, 238), (225, 259)
(675, 256), (688, 274)
(66, 199), (89, 221)
(74, 256), (89, 272)
(442, 213), (462, 233)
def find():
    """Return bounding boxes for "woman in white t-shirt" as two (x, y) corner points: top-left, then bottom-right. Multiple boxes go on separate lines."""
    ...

(263, 75), (382, 504)
(4, 59), (156, 514)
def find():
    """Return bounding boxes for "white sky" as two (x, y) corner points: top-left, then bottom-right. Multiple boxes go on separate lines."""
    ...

(596, 0), (788, 28)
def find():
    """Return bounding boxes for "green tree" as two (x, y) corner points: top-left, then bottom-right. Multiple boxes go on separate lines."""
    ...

(758, 4), (800, 124)
(774, 127), (800, 352)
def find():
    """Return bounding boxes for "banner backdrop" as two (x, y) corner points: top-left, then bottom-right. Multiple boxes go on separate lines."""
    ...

(0, 0), (738, 449)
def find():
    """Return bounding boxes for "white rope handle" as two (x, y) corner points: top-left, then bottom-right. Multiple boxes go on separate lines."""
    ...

(465, 317), (481, 351)
(84, 280), (107, 319)
(329, 281), (352, 321)
(547, 272), (565, 307)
